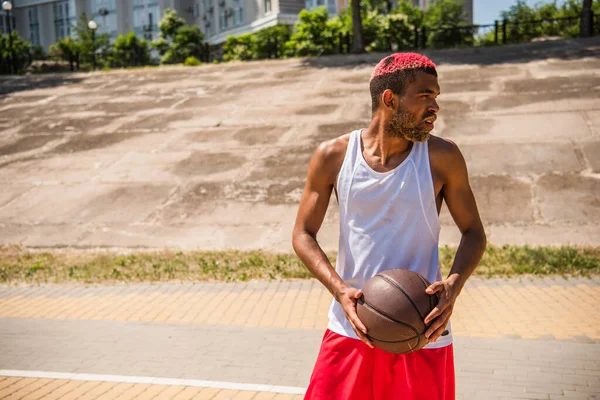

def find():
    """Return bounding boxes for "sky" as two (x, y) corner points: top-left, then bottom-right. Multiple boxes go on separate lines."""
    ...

(474, 0), (545, 25)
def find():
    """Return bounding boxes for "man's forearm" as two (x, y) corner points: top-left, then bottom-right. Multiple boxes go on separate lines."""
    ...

(447, 228), (487, 294)
(292, 230), (346, 299)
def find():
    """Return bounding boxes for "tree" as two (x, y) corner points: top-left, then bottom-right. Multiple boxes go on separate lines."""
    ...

(581, 0), (593, 37)
(351, 0), (365, 53)
(49, 36), (81, 71)
(499, 0), (600, 42)
(110, 32), (150, 67)
(424, 0), (474, 48)
(152, 9), (205, 64)
(73, 13), (111, 67)
(285, 7), (339, 57)
(367, 12), (413, 52)
(0, 31), (32, 74)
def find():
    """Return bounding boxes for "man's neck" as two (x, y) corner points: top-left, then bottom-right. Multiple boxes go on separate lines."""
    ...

(363, 116), (413, 166)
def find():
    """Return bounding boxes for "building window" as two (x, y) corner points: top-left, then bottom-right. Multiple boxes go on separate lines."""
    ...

(203, 0), (215, 36)
(232, 0), (243, 26)
(0, 13), (12, 33)
(265, 0), (271, 13)
(218, 0), (228, 30)
(91, 0), (118, 41)
(133, 0), (160, 40)
(327, 0), (336, 14)
(28, 7), (41, 46)
(53, 1), (71, 41)
(236, 8), (243, 25)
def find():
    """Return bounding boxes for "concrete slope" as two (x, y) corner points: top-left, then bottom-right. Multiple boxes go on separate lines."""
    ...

(0, 37), (598, 250)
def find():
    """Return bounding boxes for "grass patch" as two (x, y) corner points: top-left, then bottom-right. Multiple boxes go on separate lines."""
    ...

(0, 244), (598, 285)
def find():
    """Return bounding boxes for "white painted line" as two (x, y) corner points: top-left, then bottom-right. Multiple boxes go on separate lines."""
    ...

(0, 370), (306, 395)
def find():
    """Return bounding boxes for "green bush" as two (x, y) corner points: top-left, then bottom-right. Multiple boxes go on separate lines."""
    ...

(285, 6), (340, 57)
(184, 56), (201, 66)
(222, 24), (292, 62)
(110, 32), (150, 68)
(0, 31), (33, 74)
(367, 12), (414, 52)
(152, 9), (206, 64)
(254, 25), (292, 59)
(500, 0), (600, 43)
(223, 33), (257, 62)
(423, 0), (474, 48)
(31, 45), (46, 60)
(49, 36), (81, 71)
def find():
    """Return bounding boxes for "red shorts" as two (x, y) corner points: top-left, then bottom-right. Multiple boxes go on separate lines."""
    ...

(305, 329), (455, 400)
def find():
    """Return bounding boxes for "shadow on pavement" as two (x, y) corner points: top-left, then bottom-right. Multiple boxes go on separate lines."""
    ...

(0, 74), (84, 96)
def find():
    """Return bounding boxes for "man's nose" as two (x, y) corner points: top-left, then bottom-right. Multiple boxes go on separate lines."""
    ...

(429, 99), (440, 113)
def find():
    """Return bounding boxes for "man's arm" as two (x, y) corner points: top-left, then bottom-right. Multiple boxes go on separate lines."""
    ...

(292, 139), (374, 347)
(424, 140), (487, 343)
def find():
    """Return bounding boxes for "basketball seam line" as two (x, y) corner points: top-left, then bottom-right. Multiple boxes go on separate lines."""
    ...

(366, 335), (421, 344)
(360, 299), (420, 338)
(375, 274), (426, 322)
(360, 300), (419, 332)
(361, 301), (422, 349)
(416, 274), (434, 312)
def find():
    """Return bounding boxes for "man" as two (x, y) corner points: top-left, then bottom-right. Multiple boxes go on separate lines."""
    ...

(292, 52), (487, 400)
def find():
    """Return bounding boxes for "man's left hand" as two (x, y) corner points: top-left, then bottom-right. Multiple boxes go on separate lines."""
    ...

(423, 275), (461, 343)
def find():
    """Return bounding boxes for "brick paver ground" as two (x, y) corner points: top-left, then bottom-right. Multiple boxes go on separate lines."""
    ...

(0, 278), (598, 340)
(0, 277), (599, 399)
(0, 377), (303, 400)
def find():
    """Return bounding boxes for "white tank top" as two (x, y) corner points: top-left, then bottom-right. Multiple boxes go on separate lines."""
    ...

(327, 129), (453, 349)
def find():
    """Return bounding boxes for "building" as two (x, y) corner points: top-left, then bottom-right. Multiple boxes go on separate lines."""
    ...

(4, 0), (306, 49)
(4, 0), (472, 52)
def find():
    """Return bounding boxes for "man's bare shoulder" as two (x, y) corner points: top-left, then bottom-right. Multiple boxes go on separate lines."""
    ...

(428, 134), (467, 177)
(310, 133), (351, 184)
(428, 134), (464, 161)
(315, 133), (351, 158)
(314, 133), (351, 167)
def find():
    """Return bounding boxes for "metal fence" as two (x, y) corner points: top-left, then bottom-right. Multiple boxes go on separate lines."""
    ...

(335, 12), (598, 54)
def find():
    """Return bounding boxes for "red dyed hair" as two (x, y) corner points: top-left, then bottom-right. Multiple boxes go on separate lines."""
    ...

(370, 52), (437, 81)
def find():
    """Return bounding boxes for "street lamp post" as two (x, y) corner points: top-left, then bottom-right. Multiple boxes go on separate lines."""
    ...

(88, 19), (98, 70)
(2, 1), (15, 75)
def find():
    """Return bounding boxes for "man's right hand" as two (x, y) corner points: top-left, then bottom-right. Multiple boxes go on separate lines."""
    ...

(335, 286), (374, 348)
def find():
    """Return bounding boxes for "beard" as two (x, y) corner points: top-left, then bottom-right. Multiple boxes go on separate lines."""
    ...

(385, 108), (434, 142)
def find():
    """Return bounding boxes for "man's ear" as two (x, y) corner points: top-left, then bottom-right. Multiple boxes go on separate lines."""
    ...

(382, 89), (396, 110)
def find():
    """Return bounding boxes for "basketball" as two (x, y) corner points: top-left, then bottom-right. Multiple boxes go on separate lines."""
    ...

(356, 269), (439, 354)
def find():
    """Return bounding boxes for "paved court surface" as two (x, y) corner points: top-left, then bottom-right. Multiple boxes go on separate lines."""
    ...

(1, 38), (600, 251)
(0, 277), (599, 399)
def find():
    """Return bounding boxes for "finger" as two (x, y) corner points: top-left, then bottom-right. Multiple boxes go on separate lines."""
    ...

(348, 318), (374, 348)
(346, 301), (368, 334)
(356, 329), (374, 348)
(349, 311), (368, 335)
(429, 324), (450, 343)
(353, 290), (363, 299)
(425, 310), (451, 339)
(425, 318), (445, 339)
(425, 281), (444, 295)
(424, 306), (443, 325)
